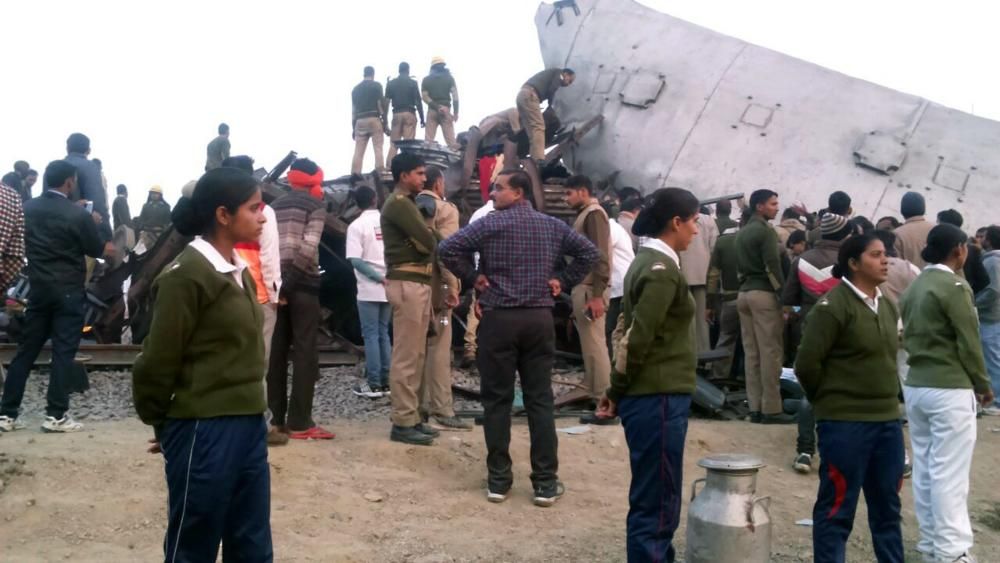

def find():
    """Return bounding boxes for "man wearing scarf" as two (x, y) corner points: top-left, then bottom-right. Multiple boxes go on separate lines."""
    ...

(266, 158), (334, 441)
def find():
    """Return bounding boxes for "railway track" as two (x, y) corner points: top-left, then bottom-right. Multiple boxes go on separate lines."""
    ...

(0, 344), (359, 368)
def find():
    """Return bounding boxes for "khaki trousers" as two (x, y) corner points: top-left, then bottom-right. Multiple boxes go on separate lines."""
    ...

(352, 117), (385, 174)
(262, 302), (277, 365)
(425, 108), (457, 148)
(386, 111), (418, 167)
(420, 311), (455, 417)
(689, 285), (709, 354)
(386, 279), (432, 427)
(572, 284), (611, 399)
(711, 300), (739, 378)
(737, 290), (784, 415)
(464, 294), (479, 355)
(516, 86), (546, 161)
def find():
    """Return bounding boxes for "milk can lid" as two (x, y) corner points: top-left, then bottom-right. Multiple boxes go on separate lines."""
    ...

(697, 453), (766, 471)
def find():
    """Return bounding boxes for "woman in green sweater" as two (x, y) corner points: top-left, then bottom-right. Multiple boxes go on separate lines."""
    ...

(596, 187), (699, 563)
(900, 224), (994, 563)
(132, 167), (272, 561)
(794, 233), (903, 562)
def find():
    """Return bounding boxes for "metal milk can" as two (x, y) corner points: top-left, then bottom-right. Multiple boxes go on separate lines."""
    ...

(685, 453), (772, 563)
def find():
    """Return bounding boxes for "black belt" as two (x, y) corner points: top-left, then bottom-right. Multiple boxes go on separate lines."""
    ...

(356, 111), (380, 118)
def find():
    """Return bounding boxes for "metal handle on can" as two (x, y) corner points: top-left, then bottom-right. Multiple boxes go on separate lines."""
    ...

(748, 495), (772, 526)
(690, 478), (706, 501)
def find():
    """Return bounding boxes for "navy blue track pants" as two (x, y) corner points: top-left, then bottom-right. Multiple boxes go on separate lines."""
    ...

(161, 415), (272, 563)
(813, 420), (904, 563)
(619, 393), (691, 563)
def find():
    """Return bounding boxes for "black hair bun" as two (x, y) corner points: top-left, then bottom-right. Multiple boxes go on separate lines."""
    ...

(171, 197), (201, 237)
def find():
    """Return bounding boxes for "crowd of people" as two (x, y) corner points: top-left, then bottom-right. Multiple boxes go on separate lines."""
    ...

(1, 116), (998, 561)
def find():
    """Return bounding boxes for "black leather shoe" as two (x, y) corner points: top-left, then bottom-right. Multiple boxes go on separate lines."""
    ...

(579, 412), (619, 426)
(748, 411), (762, 424)
(761, 413), (796, 425)
(390, 425), (434, 445)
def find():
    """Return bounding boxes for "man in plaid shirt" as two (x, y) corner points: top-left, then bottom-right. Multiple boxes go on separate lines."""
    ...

(438, 169), (598, 507)
(0, 181), (25, 292)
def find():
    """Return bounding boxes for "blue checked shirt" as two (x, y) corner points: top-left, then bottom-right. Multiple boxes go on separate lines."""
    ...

(439, 200), (599, 310)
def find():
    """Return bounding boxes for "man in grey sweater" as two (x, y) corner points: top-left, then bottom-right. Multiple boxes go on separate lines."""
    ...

(977, 225), (1000, 414)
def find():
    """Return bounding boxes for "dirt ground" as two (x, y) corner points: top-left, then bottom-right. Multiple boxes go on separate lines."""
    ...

(0, 415), (998, 562)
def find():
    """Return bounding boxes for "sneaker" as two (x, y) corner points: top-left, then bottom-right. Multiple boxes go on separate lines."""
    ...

(579, 412), (619, 426)
(430, 415), (473, 432)
(0, 415), (25, 432)
(533, 481), (566, 508)
(41, 415), (84, 433)
(415, 422), (440, 438)
(351, 382), (383, 399)
(390, 425), (434, 446)
(378, 385), (391, 396)
(267, 427), (290, 446)
(949, 553), (978, 563)
(760, 413), (796, 425)
(486, 488), (509, 503)
(793, 453), (812, 474)
(289, 426), (335, 440)
(981, 405), (1000, 417)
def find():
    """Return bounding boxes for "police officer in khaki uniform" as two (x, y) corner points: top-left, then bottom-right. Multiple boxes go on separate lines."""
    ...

(351, 66), (386, 175)
(385, 62), (425, 167)
(563, 175), (614, 425)
(416, 168), (473, 431)
(421, 57), (459, 149)
(381, 153), (439, 445)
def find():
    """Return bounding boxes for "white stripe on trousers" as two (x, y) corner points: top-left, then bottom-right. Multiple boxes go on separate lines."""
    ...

(171, 420), (199, 563)
(903, 386), (977, 560)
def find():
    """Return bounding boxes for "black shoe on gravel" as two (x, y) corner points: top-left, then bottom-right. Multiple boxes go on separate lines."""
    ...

(390, 425), (434, 446)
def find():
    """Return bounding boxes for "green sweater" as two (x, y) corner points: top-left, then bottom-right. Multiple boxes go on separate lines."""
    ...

(794, 283), (900, 421)
(900, 268), (990, 393)
(608, 247), (696, 402)
(132, 246), (266, 434)
(380, 188), (439, 284)
(736, 215), (784, 292)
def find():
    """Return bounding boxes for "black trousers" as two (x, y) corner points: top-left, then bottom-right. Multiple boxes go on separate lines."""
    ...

(0, 288), (85, 419)
(477, 307), (558, 492)
(605, 296), (623, 361)
(266, 290), (320, 432)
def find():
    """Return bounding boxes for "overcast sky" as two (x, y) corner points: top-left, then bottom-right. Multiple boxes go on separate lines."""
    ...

(3, 0), (998, 212)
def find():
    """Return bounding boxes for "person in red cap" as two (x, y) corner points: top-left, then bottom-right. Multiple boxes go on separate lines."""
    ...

(266, 158), (333, 441)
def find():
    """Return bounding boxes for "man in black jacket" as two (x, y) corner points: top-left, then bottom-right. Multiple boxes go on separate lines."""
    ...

(0, 160), (105, 434)
(64, 132), (112, 242)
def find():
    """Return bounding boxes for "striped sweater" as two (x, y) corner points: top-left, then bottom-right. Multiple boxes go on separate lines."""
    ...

(271, 189), (326, 295)
(782, 239), (842, 313)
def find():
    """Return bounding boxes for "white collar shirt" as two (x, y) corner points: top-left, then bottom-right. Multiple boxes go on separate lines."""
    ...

(641, 237), (680, 268)
(189, 236), (247, 288)
(841, 277), (881, 315)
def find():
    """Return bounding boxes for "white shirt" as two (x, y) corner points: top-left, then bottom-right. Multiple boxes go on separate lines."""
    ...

(345, 209), (387, 302)
(641, 237), (680, 268)
(841, 277), (881, 315)
(259, 205), (282, 303)
(189, 236), (248, 288)
(469, 200), (494, 224)
(609, 220), (636, 299)
(926, 263), (955, 275)
(469, 200), (495, 269)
